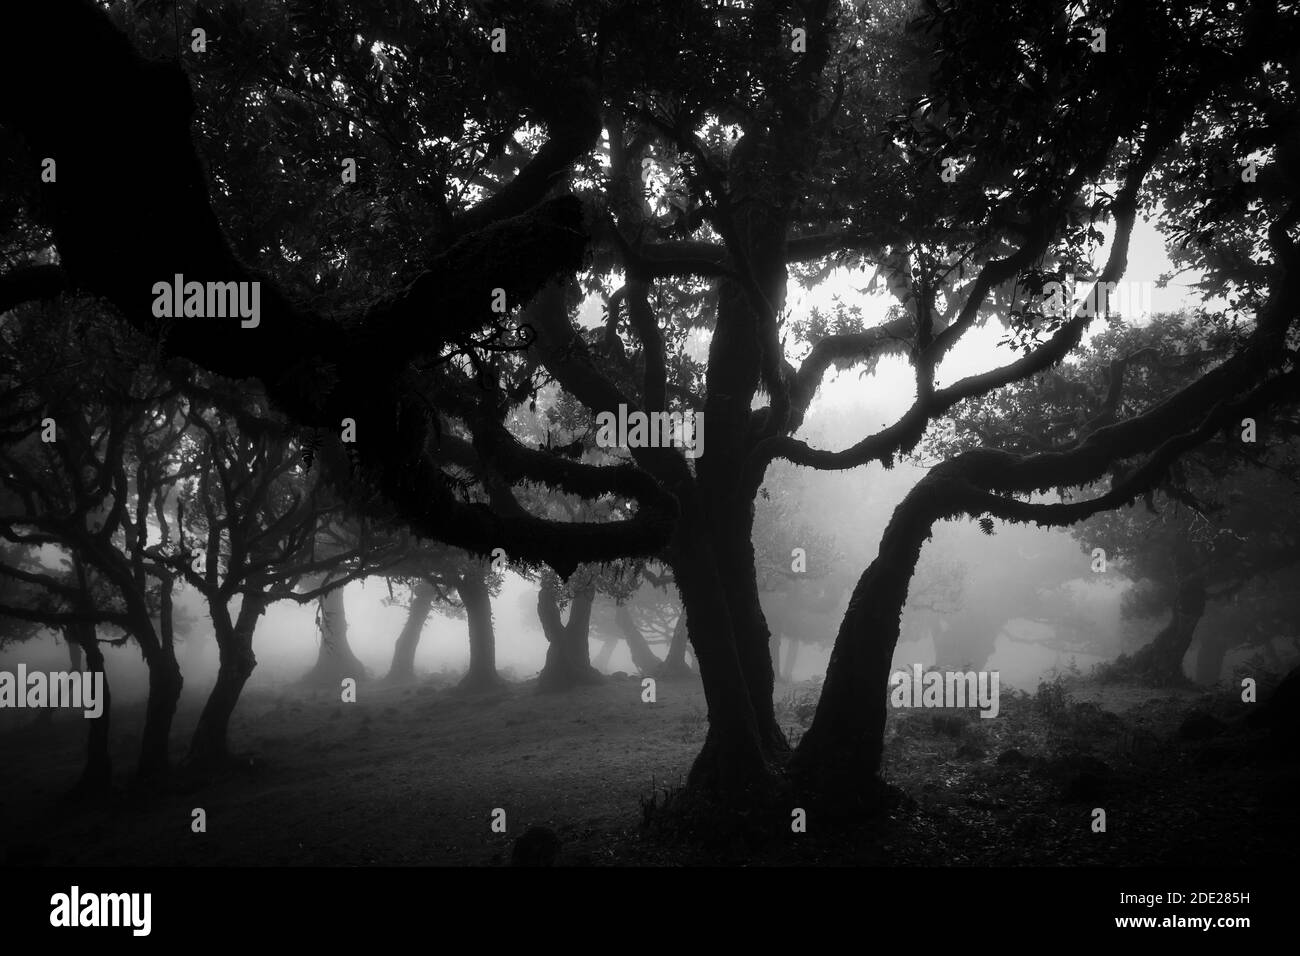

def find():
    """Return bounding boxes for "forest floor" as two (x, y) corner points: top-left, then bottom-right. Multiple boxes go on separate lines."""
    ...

(1, 669), (1296, 866)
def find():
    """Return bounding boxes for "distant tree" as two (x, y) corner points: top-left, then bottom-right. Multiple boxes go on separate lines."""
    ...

(537, 561), (640, 692)
(590, 563), (693, 677)
(509, 395), (644, 691)
(1077, 428), (1300, 684)
(380, 543), (496, 686)
(384, 550), (508, 692)
(163, 390), (403, 767)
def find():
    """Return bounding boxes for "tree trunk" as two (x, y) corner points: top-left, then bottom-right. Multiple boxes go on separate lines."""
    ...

(137, 578), (182, 782)
(70, 622), (110, 797)
(615, 604), (663, 675)
(593, 636), (617, 672)
(537, 577), (602, 692)
(789, 484), (937, 803)
(658, 614), (693, 678)
(66, 631), (83, 671)
(681, 138), (794, 787)
(671, 531), (774, 798)
(304, 579), (367, 686)
(386, 580), (436, 683)
(1124, 577), (1206, 684)
(458, 564), (504, 691)
(187, 595), (266, 769)
(781, 638), (799, 683)
(713, 506), (789, 759)
(137, 650), (182, 781)
(1195, 627), (1229, 685)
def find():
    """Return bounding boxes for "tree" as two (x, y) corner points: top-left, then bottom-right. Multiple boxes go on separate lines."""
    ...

(590, 565), (694, 678)
(611, 600), (667, 675)
(0, 299), (189, 783)
(536, 565), (603, 692)
(164, 391), (403, 766)
(304, 574), (369, 687)
(385, 578), (439, 684)
(1093, 440), (1300, 684)
(506, 393), (644, 690)
(783, 1), (1300, 804)
(4, 0), (1298, 815)
(1078, 416), (1300, 685)
(943, 311), (1300, 684)
(453, 556), (508, 691)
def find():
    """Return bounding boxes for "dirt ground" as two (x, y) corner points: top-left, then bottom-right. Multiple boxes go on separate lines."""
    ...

(1, 672), (1296, 866)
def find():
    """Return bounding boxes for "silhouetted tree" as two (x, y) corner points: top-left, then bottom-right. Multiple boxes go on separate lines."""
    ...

(944, 313), (1300, 685)
(4, 0), (1298, 815)
(0, 301), (187, 783)
(168, 393), (402, 766)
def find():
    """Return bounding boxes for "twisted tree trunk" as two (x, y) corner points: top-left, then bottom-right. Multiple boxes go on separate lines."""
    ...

(658, 615), (693, 678)
(671, 520), (774, 798)
(537, 577), (602, 692)
(789, 480), (940, 802)
(670, 152), (793, 799)
(136, 577), (182, 783)
(188, 594), (266, 769)
(68, 621), (111, 797)
(713, 500), (789, 760)
(615, 604), (663, 675)
(593, 636), (618, 672)
(387, 580), (437, 683)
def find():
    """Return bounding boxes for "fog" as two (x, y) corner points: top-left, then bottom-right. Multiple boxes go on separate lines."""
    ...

(0, 216), (1269, 707)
